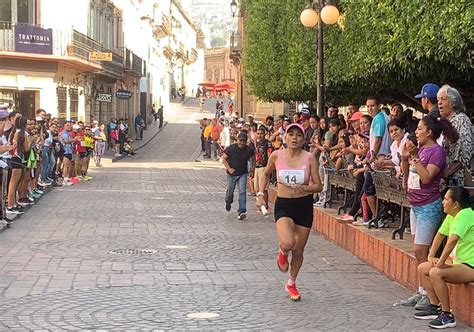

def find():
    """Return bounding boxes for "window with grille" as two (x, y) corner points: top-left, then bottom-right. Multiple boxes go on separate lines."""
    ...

(69, 88), (78, 121)
(57, 87), (67, 120)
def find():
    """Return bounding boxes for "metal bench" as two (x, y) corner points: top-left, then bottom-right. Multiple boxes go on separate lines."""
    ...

(369, 171), (411, 239)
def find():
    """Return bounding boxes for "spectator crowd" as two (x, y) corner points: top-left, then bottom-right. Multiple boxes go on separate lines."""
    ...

(200, 83), (474, 329)
(0, 108), (139, 223)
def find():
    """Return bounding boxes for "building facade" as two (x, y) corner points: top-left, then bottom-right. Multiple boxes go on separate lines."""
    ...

(0, 0), (204, 125)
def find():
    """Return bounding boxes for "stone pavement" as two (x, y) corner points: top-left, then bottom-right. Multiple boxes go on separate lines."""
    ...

(0, 108), (470, 330)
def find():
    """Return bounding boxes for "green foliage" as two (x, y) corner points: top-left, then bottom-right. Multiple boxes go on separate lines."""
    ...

(242, 0), (473, 107)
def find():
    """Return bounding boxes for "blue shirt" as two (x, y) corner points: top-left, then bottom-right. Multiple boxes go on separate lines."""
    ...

(60, 130), (73, 154)
(370, 111), (392, 156)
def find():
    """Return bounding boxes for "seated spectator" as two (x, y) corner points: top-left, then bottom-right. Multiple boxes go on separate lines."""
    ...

(414, 187), (474, 328)
(124, 139), (136, 156)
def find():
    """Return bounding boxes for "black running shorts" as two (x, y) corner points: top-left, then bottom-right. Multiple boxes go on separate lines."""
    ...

(274, 195), (314, 228)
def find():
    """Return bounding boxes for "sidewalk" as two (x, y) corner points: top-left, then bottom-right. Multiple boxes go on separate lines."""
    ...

(104, 121), (168, 163)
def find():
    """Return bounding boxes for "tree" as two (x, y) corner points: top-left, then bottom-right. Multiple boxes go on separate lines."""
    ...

(242, 0), (474, 110)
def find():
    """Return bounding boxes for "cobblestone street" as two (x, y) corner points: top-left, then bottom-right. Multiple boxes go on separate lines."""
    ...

(0, 108), (469, 331)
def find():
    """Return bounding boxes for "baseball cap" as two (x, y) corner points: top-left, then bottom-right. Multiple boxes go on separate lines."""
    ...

(237, 132), (248, 141)
(349, 111), (363, 122)
(93, 120), (99, 124)
(72, 124), (80, 130)
(301, 107), (310, 116)
(285, 123), (305, 134)
(299, 114), (310, 121)
(247, 114), (254, 118)
(415, 83), (440, 99)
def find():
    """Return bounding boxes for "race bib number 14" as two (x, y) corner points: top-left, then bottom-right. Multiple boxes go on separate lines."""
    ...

(279, 170), (305, 186)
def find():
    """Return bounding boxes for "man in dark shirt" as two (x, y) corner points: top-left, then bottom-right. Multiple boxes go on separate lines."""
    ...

(222, 132), (255, 220)
(252, 126), (274, 209)
(414, 83), (440, 119)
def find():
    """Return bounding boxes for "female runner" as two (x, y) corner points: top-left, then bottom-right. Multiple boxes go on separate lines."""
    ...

(257, 123), (322, 301)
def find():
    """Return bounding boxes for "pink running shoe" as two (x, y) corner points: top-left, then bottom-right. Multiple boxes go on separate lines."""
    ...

(70, 177), (81, 184)
(285, 284), (301, 301)
(277, 250), (289, 272)
(337, 213), (354, 221)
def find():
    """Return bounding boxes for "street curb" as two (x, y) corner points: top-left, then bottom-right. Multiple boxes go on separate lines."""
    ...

(112, 121), (168, 162)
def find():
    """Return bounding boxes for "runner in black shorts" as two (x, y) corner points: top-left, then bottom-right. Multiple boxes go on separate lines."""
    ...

(257, 123), (322, 301)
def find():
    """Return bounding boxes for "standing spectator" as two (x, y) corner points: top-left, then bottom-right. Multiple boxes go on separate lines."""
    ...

(94, 124), (106, 167)
(299, 112), (313, 152)
(347, 103), (359, 122)
(399, 116), (458, 309)
(199, 96), (205, 112)
(437, 85), (472, 187)
(219, 120), (232, 151)
(390, 103), (404, 120)
(253, 126), (274, 210)
(203, 119), (213, 159)
(211, 118), (223, 160)
(222, 132), (255, 220)
(415, 83), (440, 119)
(157, 106), (164, 129)
(134, 113), (144, 140)
(326, 105), (338, 121)
(364, 96), (392, 220)
(118, 119), (128, 155)
(38, 122), (57, 186)
(227, 100), (234, 117)
(107, 118), (117, 150)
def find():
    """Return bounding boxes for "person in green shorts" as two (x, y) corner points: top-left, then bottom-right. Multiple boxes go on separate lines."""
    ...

(413, 187), (474, 329)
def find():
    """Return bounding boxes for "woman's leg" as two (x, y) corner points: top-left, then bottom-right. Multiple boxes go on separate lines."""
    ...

(7, 169), (21, 208)
(275, 217), (296, 254)
(289, 225), (312, 279)
(418, 262), (439, 304)
(430, 264), (474, 311)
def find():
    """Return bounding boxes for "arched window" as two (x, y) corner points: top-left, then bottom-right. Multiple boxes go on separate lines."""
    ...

(214, 69), (220, 83)
(206, 69), (212, 82)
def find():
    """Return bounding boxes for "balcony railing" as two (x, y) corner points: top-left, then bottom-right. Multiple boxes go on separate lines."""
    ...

(0, 21), (124, 78)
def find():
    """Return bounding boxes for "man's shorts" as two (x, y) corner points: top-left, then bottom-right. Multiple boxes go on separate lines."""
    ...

(362, 172), (376, 196)
(254, 167), (269, 192)
(63, 153), (73, 161)
(78, 152), (87, 159)
(410, 197), (442, 246)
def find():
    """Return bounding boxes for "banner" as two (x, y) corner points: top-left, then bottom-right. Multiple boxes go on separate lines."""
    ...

(15, 25), (53, 54)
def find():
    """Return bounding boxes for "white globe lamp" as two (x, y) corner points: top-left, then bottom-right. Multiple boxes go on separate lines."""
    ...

(320, 5), (340, 25)
(300, 7), (319, 28)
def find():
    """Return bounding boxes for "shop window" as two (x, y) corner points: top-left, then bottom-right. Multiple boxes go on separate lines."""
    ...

(57, 87), (67, 120)
(0, 0), (12, 22)
(69, 88), (78, 121)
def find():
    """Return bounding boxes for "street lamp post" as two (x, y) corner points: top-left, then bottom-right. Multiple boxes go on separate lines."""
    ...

(300, 0), (340, 118)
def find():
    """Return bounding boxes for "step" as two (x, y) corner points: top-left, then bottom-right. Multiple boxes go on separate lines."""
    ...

(267, 187), (474, 327)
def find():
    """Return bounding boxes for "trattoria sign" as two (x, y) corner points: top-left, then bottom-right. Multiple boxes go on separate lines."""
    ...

(15, 25), (53, 54)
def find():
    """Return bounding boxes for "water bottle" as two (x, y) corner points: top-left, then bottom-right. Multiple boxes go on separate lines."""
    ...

(261, 205), (268, 216)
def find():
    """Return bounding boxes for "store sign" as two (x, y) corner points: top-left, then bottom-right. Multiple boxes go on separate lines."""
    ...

(89, 52), (113, 61)
(15, 25), (53, 54)
(116, 90), (132, 100)
(96, 93), (112, 103)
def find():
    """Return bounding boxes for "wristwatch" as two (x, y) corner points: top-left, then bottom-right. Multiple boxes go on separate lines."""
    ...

(256, 192), (265, 197)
